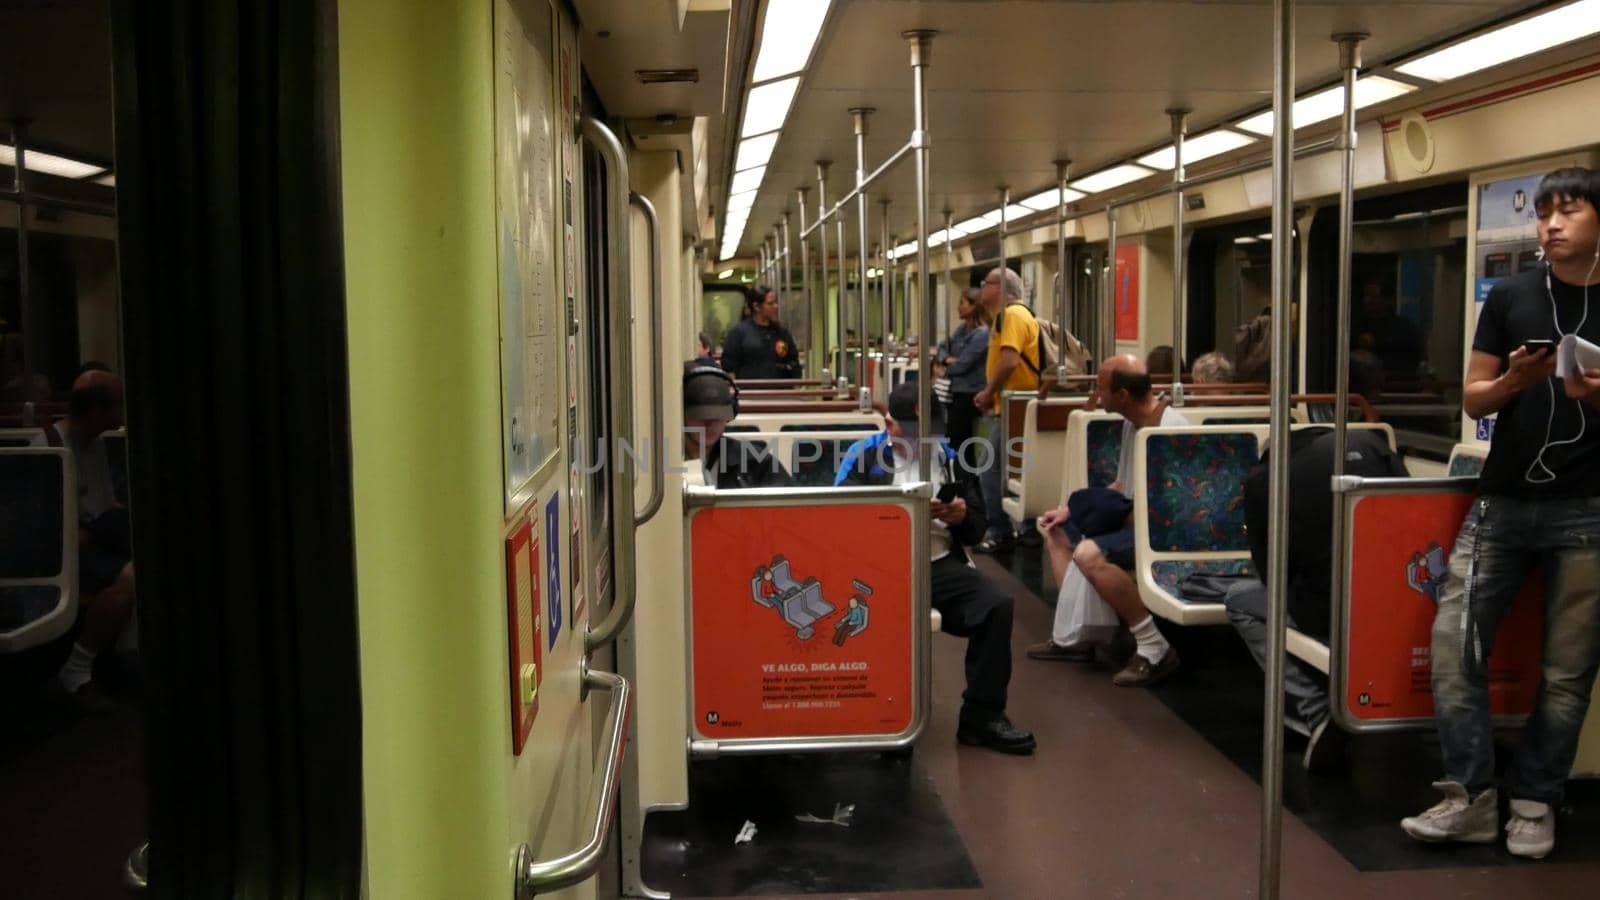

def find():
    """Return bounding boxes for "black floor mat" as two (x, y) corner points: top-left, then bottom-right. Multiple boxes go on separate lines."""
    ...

(1147, 624), (1600, 871)
(641, 753), (982, 896)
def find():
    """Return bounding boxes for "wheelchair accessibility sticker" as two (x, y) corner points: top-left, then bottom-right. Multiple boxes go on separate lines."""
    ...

(690, 503), (914, 740)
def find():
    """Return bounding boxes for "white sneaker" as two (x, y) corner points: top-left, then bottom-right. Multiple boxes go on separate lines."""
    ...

(1401, 782), (1498, 844)
(1505, 799), (1555, 859)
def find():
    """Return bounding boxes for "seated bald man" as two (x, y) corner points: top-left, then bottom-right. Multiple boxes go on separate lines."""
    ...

(1026, 355), (1186, 687)
(31, 369), (136, 712)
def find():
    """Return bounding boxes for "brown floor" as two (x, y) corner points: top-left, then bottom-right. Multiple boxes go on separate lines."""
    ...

(690, 554), (1597, 900)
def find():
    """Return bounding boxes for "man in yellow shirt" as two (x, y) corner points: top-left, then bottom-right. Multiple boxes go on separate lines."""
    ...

(973, 266), (1041, 552)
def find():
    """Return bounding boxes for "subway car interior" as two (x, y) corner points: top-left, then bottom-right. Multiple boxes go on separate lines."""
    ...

(7, 0), (1600, 897)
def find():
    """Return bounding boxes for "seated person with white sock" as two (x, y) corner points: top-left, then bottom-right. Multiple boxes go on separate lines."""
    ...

(1025, 355), (1186, 687)
(31, 369), (136, 713)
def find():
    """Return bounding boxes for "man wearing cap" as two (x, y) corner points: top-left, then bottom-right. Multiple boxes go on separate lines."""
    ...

(833, 382), (1036, 755)
(682, 363), (793, 489)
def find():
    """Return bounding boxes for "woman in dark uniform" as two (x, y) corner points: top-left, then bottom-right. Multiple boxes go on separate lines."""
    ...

(720, 285), (801, 380)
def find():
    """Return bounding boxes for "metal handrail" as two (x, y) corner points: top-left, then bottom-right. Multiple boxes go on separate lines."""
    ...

(515, 667), (632, 898)
(629, 192), (665, 528)
(799, 140), (915, 239)
(123, 841), (148, 891)
(581, 115), (638, 652)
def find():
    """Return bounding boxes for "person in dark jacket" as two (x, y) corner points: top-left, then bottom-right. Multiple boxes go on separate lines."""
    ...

(720, 285), (801, 380)
(834, 383), (1035, 755)
(1229, 426), (1407, 771)
(935, 288), (990, 471)
(682, 363), (793, 489)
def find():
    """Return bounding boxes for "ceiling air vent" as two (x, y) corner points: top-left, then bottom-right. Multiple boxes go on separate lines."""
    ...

(636, 68), (700, 85)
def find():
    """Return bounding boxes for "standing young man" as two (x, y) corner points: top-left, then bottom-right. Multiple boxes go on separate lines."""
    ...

(1402, 168), (1600, 859)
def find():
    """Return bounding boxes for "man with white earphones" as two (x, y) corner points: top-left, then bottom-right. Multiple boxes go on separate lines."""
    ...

(1402, 167), (1600, 860)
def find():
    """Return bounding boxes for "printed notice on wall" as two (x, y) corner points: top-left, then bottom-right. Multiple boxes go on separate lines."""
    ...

(689, 503), (916, 740)
(494, 0), (563, 509)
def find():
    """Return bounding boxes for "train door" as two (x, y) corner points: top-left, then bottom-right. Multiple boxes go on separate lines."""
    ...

(1072, 244), (1105, 360)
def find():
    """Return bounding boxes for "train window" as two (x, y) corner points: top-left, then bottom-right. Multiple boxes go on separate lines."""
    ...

(1187, 218), (1300, 383)
(701, 286), (744, 352)
(1310, 182), (1468, 458)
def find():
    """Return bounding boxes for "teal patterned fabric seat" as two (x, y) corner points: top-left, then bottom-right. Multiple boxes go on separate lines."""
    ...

(1151, 559), (1255, 601)
(1143, 432), (1259, 553)
(1086, 419), (1122, 488)
(1447, 452), (1484, 478)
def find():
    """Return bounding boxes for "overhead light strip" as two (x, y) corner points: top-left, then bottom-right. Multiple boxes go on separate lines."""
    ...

(751, 0), (834, 84)
(1396, 0), (1600, 83)
(1235, 75), (1414, 136)
(0, 144), (108, 180)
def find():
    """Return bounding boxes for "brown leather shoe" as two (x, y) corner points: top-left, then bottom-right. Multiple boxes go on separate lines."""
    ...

(1112, 646), (1180, 687)
(1026, 640), (1096, 662)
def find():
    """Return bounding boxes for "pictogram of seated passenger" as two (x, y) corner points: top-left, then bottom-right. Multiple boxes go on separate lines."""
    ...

(835, 382), (1035, 755)
(1027, 355), (1186, 688)
(29, 369), (136, 714)
(749, 556), (834, 639)
(831, 596), (870, 646)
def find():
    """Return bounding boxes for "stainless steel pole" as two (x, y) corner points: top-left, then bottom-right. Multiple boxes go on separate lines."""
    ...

(782, 212), (793, 305)
(997, 184), (1010, 278)
(1261, 1), (1295, 897)
(798, 187), (814, 377)
(881, 198), (892, 346)
(836, 218), (848, 381)
(852, 107), (874, 389)
(1103, 209), (1118, 369)
(817, 161), (835, 378)
(907, 29), (936, 481)
(1328, 31), (1366, 697)
(1055, 160), (1072, 382)
(12, 120), (37, 378)
(1169, 108), (1190, 406)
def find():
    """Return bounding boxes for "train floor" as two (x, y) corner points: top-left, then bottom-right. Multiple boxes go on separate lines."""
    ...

(643, 546), (1600, 899)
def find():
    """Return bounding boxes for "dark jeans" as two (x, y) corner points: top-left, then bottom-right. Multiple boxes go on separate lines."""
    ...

(1432, 494), (1600, 805)
(945, 392), (980, 475)
(931, 554), (1014, 723)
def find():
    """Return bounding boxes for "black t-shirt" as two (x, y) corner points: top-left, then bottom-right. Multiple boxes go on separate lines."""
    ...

(721, 318), (800, 379)
(1244, 428), (1407, 642)
(1474, 267), (1600, 498)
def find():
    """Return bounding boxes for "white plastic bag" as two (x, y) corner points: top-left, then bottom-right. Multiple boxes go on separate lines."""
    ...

(1052, 561), (1120, 647)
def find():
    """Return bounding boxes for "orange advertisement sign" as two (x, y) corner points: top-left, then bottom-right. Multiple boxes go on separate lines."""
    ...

(1345, 492), (1542, 721)
(1114, 242), (1140, 341)
(690, 502), (915, 740)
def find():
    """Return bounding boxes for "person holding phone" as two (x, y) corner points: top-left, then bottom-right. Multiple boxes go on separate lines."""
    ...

(834, 383), (1035, 755)
(1402, 167), (1600, 859)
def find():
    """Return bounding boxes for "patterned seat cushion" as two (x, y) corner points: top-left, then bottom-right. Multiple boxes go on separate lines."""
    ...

(1086, 419), (1122, 488)
(1150, 559), (1255, 600)
(1144, 432), (1258, 552)
(1447, 453), (1484, 478)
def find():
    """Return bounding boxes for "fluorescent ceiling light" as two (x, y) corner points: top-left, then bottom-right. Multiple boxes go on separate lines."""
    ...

(718, 268), (735, 278)
(926, 229), (952, 245)
(741, 76), (800, 138)
(0, 144), (106, 180)
(729, 166), (765, 196)
(996, 204), (1034, 224)
(1137, 130), (1259, 170)
(1397, 0), (1600, 82)
(953, 216), (994, 235)
(894, 241), (918, 257)
(94, 172), (116, 187)
(1234, 236), (1259, 244)
(1069, 164), (1156, 195)
(1236, 76), (1415, 136)
(752, 0), (833, 83)
(735, 132), (779, 173)
(1255, 233), (1272, 240)
(725, 189), (758, 212)
(1018, 187), (1086, 211)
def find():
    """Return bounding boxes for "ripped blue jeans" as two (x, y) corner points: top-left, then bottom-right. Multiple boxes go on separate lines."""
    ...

(1431, 494), (1600, 804)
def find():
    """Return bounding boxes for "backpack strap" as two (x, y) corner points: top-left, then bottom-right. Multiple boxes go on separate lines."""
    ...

(1003, 301), (1043, 378)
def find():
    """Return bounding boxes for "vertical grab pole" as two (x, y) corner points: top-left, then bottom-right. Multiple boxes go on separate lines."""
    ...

(782, 212), (793, 302)
(1169, 108), (1190, 406)
(881, 198), (893, 347)
(1261, 0), (1296, 897)
(1103, 208), (1118, 370)
(837, 218), (848, 380)
(852, 107), (875, 392)
(1328, 30), (1367, 701)
(943, 208), (954, 326)
(798, 187), (813, 378)
(1054, 160), (1072, 383)
(997, 184), (1010, 276)
(907, 29), (936, 481)
(817, 161), (834, 379)
(12, 120), (37, 378)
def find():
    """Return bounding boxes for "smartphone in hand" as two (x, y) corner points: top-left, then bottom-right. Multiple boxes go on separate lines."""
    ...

(1523, 339), (1556, 356)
